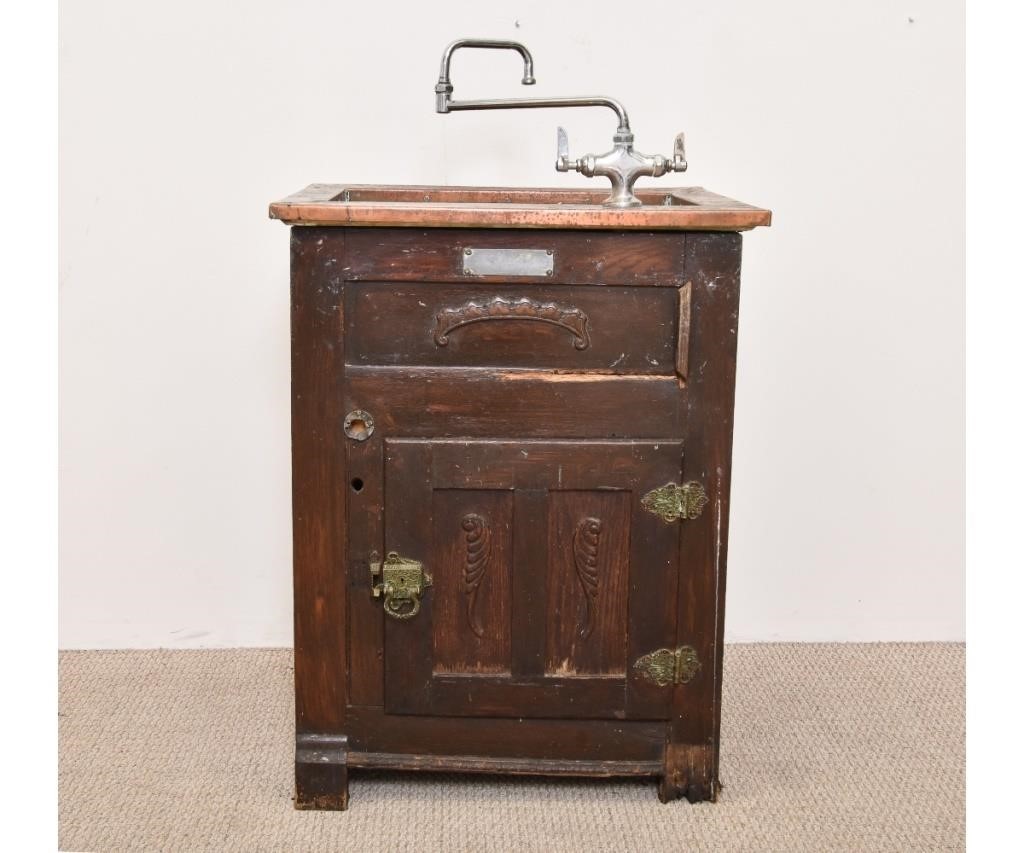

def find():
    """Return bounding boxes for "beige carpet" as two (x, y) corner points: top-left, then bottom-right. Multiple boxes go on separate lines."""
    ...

(58, 644), (965, 852)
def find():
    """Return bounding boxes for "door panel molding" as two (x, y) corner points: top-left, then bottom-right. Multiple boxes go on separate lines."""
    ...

(383, 438), (683, 720)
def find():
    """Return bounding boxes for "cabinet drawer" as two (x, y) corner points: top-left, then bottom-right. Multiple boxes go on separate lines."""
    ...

(343, 228), (687, 286)
(344, 283), (682, 374)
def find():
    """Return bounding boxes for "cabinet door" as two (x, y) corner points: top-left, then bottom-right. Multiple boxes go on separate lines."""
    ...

(382, 439), (683, 720)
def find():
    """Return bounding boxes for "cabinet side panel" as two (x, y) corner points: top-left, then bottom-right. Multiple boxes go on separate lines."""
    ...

(672, 231), (743, 793)
(291, 227), (347, 732)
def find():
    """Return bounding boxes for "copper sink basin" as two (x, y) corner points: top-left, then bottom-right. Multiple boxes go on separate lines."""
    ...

(333, 186), (697, 207)
(269, 184), (772, 231)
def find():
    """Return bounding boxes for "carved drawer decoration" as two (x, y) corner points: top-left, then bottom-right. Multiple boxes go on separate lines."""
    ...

(433, 296), (592, 350)
(343, 282), (678, 372)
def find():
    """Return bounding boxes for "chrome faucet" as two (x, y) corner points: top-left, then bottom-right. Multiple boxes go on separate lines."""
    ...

(435, 39), (687, 208)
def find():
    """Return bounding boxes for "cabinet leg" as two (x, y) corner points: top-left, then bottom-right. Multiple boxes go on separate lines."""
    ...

(658, 743), (720, 804)
(295, 733), (349, 811)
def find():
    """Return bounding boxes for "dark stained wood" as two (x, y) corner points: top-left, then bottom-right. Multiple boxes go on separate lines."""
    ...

(659, 743), (719, 803)
(290, 229), (347, 732)
(283, 196), (767, 806)
(295, 734), (349, 811)
(347, 753), (661, 777)
(343, 708), (665, 761)
(344, 283), (678, 373)
(380, 438), (680, 720)
(545, 490), (630, 676)
(512, 489), (548, 677)
(624, 481), (683, 721)
(269, 184), (772, 231)
(432, 490), (513, 674)
(345, 428), (384, 707)
(378, 440), (434, 715)
(342, 228), (687, 286)
(344, 367), (685, 439)
(666, 232), (744, 800)
(676, 282), (692, 381)
(407, 675), (627, 719)
(421, 438), (682, 488)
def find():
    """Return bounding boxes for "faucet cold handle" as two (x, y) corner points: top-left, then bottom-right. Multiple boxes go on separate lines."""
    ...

(556, 126), (581, 172)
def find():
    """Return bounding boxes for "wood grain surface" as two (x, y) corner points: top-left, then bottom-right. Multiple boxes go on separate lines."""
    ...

(286, 215), (762, 807)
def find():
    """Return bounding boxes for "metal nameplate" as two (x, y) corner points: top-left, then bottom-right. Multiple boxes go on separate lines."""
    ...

(463, 247), (554, 277)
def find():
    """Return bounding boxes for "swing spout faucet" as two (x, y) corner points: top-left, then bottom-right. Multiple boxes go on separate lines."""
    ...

(434, 39), (629, 132)
(433, 39), (687, 208)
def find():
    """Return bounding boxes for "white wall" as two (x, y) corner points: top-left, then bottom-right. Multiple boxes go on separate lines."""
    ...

(58, 1), (965, 647)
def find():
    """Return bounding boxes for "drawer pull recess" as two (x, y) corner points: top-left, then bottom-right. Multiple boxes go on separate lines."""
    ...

(433, 296), (591, 350)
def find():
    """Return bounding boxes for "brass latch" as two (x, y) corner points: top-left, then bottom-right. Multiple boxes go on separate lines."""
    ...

(633, 646), (701, 687)
(370, 551), (432, 620)
(641, 481), (708, 523)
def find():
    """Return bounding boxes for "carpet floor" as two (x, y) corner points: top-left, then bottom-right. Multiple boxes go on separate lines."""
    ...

(58, 643), (965, 852)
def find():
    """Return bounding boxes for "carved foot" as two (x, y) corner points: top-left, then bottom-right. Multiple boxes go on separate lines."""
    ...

(295, 733), (349, 811)
(657, 743), (720, 804)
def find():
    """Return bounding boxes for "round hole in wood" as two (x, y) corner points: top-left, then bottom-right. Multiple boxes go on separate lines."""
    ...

(351, 478), (364, 493)
(343, 409), (374, 441)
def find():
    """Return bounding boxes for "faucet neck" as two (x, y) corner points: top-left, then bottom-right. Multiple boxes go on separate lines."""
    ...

(438, 39), (535, 87)
(434, 38), (629, 131)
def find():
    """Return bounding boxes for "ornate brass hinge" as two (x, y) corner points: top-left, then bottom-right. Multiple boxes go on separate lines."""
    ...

(640, 481), (708, 523)
(633, 646), (701, 687)
(370, 551), (432, 620)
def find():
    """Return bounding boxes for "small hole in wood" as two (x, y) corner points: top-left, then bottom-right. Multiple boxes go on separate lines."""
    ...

(343, 410), (374, 441)
(351, 478), (364, 493)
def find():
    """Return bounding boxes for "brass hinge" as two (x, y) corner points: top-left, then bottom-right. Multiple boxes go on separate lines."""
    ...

(640, 481), (708, 523)
(633, 646), (701, 687)
(370, 551), (432, 620)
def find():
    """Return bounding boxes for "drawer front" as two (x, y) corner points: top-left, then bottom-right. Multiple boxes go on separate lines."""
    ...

(343, 228), (687, 286)
(344, 283), (680, 373)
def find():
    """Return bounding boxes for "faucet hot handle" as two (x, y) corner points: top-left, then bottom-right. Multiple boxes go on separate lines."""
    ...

(670, 132), (688, 172)
(555, 126), (581, 172)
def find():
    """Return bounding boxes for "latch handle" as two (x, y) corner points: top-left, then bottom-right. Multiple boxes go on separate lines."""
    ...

(370, 551), (432, 620)
(384, 594), (421, 620)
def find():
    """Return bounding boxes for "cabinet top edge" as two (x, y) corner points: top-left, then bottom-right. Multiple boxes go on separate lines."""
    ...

(268, 184), (772, 232)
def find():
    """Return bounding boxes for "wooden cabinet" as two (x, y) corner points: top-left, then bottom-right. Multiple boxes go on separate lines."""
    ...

(271, 185), (770, 809)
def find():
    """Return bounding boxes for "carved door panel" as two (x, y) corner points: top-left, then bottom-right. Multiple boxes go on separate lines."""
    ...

(382, 438), (683, 720)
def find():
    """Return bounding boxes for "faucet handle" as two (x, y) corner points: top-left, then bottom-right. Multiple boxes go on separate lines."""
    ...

(670, 132), (688, 172)
(556, 126), (580, 172)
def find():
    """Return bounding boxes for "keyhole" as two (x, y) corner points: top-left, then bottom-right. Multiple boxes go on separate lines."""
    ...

(351, 478), (364, 493)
